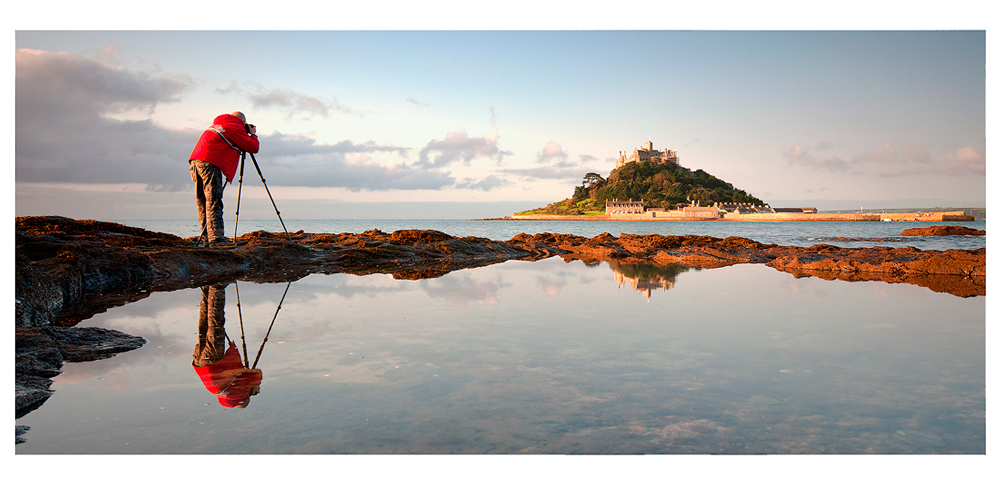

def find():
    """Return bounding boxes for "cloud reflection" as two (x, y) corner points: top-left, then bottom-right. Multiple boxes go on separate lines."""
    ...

(418, 274), (507, 307)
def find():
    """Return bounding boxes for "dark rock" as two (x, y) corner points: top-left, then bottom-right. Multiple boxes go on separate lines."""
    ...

(42, 326), (147, 363)
(901, 225), (985, 236)
(13, 215), (987, 429)
(14, 326), (146, 420)
(15, 426), (30, 445)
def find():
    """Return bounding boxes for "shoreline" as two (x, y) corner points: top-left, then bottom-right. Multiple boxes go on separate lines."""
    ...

(500, 210), (977, 222)
(14, 216), (985, 422)
(15, 217), (986, 331)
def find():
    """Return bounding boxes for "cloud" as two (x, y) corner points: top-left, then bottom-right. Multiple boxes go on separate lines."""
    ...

(252, 144), (455, 191)
(785, 140), (984, 178)
(248, 89), (334, 117)
(264, 132), (409, 158)
(14, 48), (472, 193)
(406, 97), (429, 107)
(782, 144), (852, 173)
(15, 48), (197, 190)
(851, 141), (898, 166)
(196, 131), (456, 191)
(499, 141), (601, 180)
(418, 274), (506, 307)
(939, 146), (985, 175)
(851, 142), (933, 177)
(536, 141), (568, 164)
(497, 167), (592, 180)
(814, 140), (835, 151)
(454, 175), (513, 191)
(16, 48), (192, 121)
(537, 275), (566, 297)
(416, 129), (511, 168)
(219, 81), (354, 118)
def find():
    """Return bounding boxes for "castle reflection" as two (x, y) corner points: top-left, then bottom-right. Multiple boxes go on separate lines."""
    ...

(607, 261), (698, 300)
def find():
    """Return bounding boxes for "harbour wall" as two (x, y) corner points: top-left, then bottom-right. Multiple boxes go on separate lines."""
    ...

(722, 211), (974, 222)
(510, 211), (974, 222)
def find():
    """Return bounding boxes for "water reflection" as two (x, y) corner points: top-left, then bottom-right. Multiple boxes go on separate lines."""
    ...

(15, 258), (984, 454)
(192, 284), (262, 408)
(608, 261), (697, 300)
(191, 282), (291, 409)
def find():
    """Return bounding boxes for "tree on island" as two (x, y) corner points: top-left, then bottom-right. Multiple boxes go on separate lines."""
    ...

(521, 159), (765, 215)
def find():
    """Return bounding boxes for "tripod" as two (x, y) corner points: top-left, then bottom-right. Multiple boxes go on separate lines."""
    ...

(233, 151), (290, 244)
(231, 280), (292, 370)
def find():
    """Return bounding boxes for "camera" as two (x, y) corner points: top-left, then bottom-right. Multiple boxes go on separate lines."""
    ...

(245, 123), (256, 135)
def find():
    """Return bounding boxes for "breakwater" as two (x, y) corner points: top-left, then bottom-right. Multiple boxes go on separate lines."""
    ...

(511, 210), (975, 222)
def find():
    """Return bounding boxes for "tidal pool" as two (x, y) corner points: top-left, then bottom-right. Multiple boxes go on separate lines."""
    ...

(15, 258), (985, 454)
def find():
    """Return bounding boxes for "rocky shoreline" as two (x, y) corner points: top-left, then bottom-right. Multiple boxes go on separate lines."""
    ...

(14, 216), (985, 427)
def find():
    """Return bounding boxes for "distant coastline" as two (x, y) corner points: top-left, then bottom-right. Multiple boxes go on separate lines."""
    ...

(491, 209), (981, 222)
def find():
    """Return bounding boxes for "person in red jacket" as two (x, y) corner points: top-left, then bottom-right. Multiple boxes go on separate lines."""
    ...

(192, 284), (262, 408)
(188, 111), (260, 246)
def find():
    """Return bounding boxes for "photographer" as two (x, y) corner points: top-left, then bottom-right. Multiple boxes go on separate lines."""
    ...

(188, 111), (260, 247)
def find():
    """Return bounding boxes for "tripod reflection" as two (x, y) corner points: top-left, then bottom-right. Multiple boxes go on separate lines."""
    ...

(192, 281), (291, 408)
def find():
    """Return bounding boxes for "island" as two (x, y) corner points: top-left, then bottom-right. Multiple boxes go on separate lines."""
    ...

(510, 140), (976, 222)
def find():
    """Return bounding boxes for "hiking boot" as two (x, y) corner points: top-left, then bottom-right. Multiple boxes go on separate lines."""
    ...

(209, 238), (234, 247)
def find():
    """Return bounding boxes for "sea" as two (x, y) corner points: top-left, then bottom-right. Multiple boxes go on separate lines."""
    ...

(15, 218), (987, 459)
(127, 218), (986, 251)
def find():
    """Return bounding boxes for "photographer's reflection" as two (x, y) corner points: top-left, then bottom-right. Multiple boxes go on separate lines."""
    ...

(192, 284), (262, 408)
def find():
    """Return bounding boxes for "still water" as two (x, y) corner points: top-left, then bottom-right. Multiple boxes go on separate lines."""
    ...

(126, 219), (987, 251)
(16, 257), (984, 454)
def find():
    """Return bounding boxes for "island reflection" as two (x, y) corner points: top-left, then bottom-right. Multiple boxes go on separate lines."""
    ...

(607, 261), (699, 300)
(18, 258), (983, 454)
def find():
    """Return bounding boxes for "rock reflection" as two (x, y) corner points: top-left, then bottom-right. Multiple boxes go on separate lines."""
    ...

(608, 261), (697, 300)
(192, 283), (284, 409)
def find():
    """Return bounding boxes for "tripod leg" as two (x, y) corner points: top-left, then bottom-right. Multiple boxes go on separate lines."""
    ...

(233, 152), (247, 245)
(251, 281), (291, 370)
(235, 281), (250, 368)
(248, 152), (290, 239)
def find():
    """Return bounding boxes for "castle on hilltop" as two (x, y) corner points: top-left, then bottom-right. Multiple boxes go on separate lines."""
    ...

(615, 140), (679, 169)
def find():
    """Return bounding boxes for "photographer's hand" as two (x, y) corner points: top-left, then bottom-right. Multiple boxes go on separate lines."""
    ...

(247, 125), (257, 136)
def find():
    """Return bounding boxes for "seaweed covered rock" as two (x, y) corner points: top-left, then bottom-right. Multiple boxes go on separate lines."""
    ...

(901, 225), (985, 236)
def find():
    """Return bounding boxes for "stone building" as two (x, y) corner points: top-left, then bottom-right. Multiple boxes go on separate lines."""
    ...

(608, 260), (690, 301)
(606, 199), (644, 215)
(616, 140), (679, 169)
(716, 202), (775, 214)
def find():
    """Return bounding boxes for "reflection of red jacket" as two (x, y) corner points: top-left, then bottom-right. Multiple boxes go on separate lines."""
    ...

(188, 114), (260, 182)
(194, 342), (263, 408)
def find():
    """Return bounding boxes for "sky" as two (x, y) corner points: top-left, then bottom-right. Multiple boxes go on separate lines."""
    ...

(5, 3), (996, 477)
(9, 4), (990, 221)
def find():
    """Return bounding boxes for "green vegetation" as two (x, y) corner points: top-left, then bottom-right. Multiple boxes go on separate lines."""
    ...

(515, 198), (596, 216)
(517, 160), (765, 215)
(610, 261), (694, 280)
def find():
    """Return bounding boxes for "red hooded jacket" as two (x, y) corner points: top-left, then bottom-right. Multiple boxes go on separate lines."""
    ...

(194, 342), (263, 408)
(188, 114), (260, 182)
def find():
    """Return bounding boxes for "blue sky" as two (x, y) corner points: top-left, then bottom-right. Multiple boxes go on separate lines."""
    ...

(10, 4), (989, 220)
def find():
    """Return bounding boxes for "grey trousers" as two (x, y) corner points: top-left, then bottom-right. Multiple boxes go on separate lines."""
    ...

(190, 160), (226, 243)
(192, 284), (229, 367)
